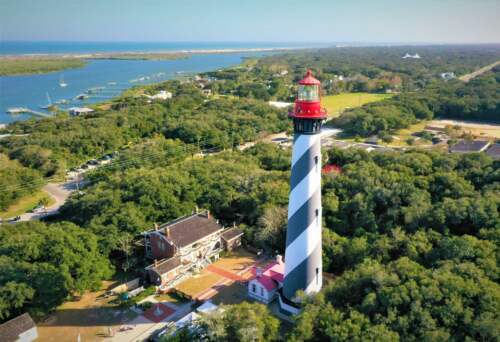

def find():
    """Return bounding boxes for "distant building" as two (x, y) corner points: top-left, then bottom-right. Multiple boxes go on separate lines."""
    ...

(486, 143), (500, 159)
(68, 107), (94, 116)
(402, 53), (421, 59)
(364, 136), (379, 145)
(247, 255), (284, 304)
(151, 90), (172, 100)
(268, 101), (292, 109)
(0, 313), (38, 342)
(449, 140), (490, 153)
(322, 164), (342, 174)
(440, 72), (456, 80)
(143, 210), (243, 288)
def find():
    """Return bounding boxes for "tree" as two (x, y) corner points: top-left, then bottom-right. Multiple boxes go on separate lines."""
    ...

(192, 302), (280, 342)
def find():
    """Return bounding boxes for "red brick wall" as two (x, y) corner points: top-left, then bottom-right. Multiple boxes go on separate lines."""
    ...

(149, 233), (176, 259)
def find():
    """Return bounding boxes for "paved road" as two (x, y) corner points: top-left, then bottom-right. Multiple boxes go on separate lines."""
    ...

(18, 179), (81, 221)
(459, 60), (500, 82)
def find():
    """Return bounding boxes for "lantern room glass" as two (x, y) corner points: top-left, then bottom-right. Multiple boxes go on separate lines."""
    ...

(298, 85), (319, 102)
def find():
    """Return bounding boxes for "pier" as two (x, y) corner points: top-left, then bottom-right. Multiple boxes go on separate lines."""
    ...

(6, 108), (51, 118)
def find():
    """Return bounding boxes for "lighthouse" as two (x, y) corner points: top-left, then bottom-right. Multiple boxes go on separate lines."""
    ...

(280, 70), (326, 314)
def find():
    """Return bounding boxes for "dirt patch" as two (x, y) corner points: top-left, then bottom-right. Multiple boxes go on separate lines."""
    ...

(37, 281), (138, 341)
(429, 119), (500, 139)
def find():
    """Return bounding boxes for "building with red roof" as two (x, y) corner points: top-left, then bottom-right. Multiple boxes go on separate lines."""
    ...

(247, 255), (285, 304)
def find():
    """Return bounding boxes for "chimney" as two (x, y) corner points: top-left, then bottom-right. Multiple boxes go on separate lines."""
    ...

(256, 267), (263, 278)
(195, 206), (199, 214)
(276, 255), (283, 264)
(154, 259), (158, 268)
(233, 221), (236, 228)
(207, 210), (210, 219)
(164, 227), (171, 239)
(154, 223), (159, 231)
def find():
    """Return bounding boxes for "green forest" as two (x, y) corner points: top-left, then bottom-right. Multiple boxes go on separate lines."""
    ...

(0, 45), (499, 341)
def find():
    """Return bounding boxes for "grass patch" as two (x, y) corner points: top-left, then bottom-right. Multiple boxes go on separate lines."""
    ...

(176, 271), (223, 297)
(0, 58), (86, 76)
(0, 190), (55, 219)
(323, 93), (393, 118)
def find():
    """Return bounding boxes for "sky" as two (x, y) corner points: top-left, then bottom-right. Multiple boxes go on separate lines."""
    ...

(1, 0), (499, 44)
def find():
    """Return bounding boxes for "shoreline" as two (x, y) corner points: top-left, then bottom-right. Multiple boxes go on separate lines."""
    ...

(0, 46), (313, 60)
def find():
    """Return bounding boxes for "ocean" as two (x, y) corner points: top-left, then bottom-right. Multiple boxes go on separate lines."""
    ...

(0, 41), (327, 55)
(0, 41), (330, 124)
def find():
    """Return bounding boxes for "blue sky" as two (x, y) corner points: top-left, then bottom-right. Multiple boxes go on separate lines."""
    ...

(1, 0), (499, 43)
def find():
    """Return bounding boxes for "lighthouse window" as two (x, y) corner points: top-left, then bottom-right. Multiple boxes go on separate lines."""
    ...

(316, 268), (319, 285)
(298, 85), (319, 101)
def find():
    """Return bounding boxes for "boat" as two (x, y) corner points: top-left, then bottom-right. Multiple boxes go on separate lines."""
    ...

(107, 81), (117, 85)
(55, 99), (69, 105)
(75, 94), (89, 100)
(6, 107), (29, 114)
(39, 92), (53, 109)
(59, 75), (68, 87)
(86, 86), (105, 94)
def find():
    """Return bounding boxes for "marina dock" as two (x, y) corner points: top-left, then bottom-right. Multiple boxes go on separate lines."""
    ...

(6, 107), (51, 118)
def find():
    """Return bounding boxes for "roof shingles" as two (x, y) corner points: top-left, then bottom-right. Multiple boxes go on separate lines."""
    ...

(0, 313), (36, 342)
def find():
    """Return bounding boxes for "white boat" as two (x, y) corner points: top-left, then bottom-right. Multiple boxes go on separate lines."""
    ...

(39, 92), (53, 109)
(7, 107), (29, 114)
(59, 75), (68, 87)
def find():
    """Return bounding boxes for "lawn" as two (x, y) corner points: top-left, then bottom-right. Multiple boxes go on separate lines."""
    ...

(175, 270), (224, 298)
(0, 190), (55, 219)
(323, 92), (392, 118)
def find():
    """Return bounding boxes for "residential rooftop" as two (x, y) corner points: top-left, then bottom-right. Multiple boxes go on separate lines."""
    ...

(450, 140), (490, 153)
(147, 211), (223, 248)
(0, 313), (36, 342)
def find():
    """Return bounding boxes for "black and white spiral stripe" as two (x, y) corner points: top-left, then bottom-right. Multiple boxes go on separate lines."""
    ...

(283, 132), (322, 302)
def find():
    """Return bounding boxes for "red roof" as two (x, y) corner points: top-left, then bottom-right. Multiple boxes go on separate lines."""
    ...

(298, 69), (321, 85)
(250, 260), (285, 291)
(322, 164), (342, 174)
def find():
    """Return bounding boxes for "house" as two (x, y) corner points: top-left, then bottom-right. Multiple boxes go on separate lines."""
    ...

(151, 90), (172, 100)
(449, 140), (490, 153)
(248, 255), (284, 304)
(68, 107), (94, 116)
(202, 89), (212, 96)
(486, 143), (500, 159)
(268, 101), (292, 109)
(0, 313), (38, 342)
(440, 72), (456, 80)
(364, 136), (379, 145)
(143, 210), (243, 287)
(221, 227), (244, 251)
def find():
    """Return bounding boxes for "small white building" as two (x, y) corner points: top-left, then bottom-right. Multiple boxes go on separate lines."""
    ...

(68, 107), (94, 116)
(441, 72), (456, 80)
(150, 90), (172, 100)
(248, 255), (284, 304)
(268, 101), (292, 109)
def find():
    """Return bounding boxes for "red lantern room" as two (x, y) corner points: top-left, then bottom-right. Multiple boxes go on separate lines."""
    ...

(289, 69), (327, 120)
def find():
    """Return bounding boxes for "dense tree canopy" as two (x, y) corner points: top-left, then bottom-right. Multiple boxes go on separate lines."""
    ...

(162, 302), (280, 342)
(291, 147), (500, 341)
(0, 154), (43, 210)
(0, 221), (112, 319)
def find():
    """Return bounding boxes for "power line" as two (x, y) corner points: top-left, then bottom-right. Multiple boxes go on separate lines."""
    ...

(0, 137), (233, 193)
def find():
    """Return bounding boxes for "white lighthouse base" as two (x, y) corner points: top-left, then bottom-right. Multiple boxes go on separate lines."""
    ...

(278, 291), (301, 315)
